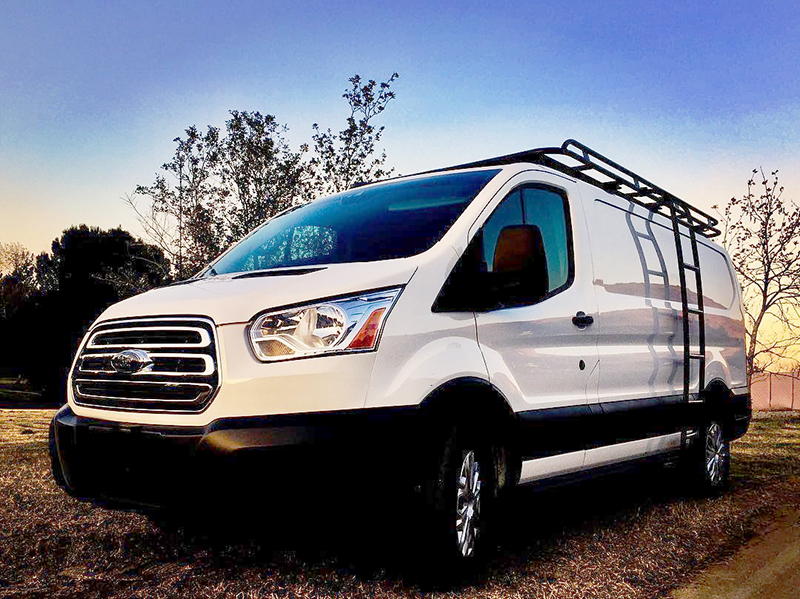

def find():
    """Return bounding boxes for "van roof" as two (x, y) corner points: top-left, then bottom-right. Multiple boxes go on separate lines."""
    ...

(419, 139), (720, 238)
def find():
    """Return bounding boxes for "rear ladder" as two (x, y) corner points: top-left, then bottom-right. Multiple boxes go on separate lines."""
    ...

(669, 203), (706, 401)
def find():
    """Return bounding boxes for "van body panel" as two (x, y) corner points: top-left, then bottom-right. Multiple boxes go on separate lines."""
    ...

(582, 432), (682, 468)
(364, 248), (488, 410)
(588, 196), (687, 403)
(585, 194), (746, 404)
(519, 450), (585, 483)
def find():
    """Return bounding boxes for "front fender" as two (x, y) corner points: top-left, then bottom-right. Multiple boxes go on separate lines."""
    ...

(365, 331), (489, 409)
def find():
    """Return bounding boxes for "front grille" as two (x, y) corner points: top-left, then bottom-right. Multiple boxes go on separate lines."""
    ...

(72, 317), (220, 413)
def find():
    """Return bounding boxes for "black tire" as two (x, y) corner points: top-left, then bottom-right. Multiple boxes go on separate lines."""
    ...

(421, 421), (500, 567)
(686, 419), (730, 494)
(48, 419), (69, 491)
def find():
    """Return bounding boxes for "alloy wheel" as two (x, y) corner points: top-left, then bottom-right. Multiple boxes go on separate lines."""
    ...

(455, 449), (482, 557)
(705, 422), (728, 486)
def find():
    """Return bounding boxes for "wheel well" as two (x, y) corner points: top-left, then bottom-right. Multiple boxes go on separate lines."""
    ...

(702, 378), (736, 438)
(420, 377), (513, 422)
(419, 377), (520, 485)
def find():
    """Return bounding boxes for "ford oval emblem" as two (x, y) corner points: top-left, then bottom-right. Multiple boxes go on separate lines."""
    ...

(111, 349), (153, 374)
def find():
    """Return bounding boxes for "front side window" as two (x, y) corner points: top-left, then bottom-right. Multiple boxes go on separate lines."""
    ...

(520, 187), (571, 292)
(206, 169), (501, 276)
(434, 184), (573, 311)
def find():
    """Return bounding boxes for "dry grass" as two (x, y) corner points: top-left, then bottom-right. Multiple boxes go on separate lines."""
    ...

(0, 409), (51, 446)
(0, 410), (798, 598)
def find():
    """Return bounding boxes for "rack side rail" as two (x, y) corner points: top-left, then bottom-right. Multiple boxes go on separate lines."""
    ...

(425, 138), (720, 238)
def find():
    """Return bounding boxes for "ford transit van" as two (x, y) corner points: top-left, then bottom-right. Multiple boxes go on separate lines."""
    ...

(50, 140), (750, 562)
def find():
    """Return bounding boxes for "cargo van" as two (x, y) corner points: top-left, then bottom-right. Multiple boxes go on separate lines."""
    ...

(50, 140), (750, 562)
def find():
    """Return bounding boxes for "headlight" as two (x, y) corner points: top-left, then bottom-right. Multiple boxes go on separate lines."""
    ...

(248, 287), (402, 361)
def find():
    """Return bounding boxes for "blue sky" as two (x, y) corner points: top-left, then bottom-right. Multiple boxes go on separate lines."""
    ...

(2, 0), (799, 255)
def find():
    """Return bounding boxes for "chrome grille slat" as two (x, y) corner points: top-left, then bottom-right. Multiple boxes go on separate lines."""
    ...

(88, 326), (211, 349)
(78, 353), (215, 376)
(75, 380), (213, 403)
(72, 317), (219, 413)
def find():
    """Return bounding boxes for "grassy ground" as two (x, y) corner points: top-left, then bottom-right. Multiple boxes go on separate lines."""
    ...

(0, 410), (798, 598)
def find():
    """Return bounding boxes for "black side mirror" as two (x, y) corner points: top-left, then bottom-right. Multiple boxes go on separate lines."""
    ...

(432, 233), (491, 312)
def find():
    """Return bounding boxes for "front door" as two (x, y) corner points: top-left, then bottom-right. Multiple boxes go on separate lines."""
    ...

(472, 174), (599, 466)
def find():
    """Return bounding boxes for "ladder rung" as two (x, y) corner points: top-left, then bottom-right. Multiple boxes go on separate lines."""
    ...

(687, 307), (704, 315)
(689, 354), (705, 360)
(646, 269), (667, 277)
(635, 231), (654, 239)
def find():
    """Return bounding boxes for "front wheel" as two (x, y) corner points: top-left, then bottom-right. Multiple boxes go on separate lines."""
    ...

(422, 422), (503, 566)
(455, 447), (483, 558)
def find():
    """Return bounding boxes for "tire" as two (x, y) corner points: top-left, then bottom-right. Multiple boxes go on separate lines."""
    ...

(48, 420), (68, 491)
(422, 421), (500, 566)
(687, 419), (730, 494)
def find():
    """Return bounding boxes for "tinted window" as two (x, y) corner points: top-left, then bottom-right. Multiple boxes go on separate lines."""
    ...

(208, 169), (500, 275)
(698, 244), (735, 310)
(482, 190), (524, 271)
(480, 185), (572, 295)
(522, 187), (570, 291)
(434, 184), (573, 311)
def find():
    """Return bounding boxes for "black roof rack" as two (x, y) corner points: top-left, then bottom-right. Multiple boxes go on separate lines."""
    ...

(426, 139), (720, 238)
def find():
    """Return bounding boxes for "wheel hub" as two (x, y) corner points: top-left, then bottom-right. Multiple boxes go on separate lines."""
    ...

(705, 422), (728, 485)
(456, 449), (482, 557)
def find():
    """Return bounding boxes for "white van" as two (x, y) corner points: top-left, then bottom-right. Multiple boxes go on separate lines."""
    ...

(51, 140), (750, 562)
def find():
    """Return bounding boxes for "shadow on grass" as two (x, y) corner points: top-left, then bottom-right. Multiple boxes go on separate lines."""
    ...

(137, 459), (693, 591)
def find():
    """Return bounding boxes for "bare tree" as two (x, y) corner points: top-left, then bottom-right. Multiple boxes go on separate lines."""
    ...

(129, 126), (225, 279)
(716, 168), (800, 375)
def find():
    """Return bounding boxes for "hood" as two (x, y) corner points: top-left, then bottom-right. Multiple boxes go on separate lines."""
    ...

(97, 259), (418, 326)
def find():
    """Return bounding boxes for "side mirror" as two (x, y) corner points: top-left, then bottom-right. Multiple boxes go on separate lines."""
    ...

(432, 233), (491, 312)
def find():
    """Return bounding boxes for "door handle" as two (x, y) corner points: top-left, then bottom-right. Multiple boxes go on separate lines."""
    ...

(572, 311), (594, 328)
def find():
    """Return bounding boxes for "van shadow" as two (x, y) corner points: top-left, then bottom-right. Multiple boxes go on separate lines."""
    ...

(142, 460), (696, 591)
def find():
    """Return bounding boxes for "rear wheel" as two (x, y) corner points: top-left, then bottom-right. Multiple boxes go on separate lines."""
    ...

(687, 419), (730, 493)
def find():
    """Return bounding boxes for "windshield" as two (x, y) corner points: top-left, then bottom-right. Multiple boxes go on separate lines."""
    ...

(207, 169), (500, 275)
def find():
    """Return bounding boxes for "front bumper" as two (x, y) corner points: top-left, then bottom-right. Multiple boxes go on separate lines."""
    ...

(50, 404), (418, 507)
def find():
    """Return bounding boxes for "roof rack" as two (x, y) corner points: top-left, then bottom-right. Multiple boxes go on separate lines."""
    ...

(430, 139), (720, 238)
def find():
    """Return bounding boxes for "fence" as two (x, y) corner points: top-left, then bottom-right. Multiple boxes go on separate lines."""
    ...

(751, 372), (800, 410)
